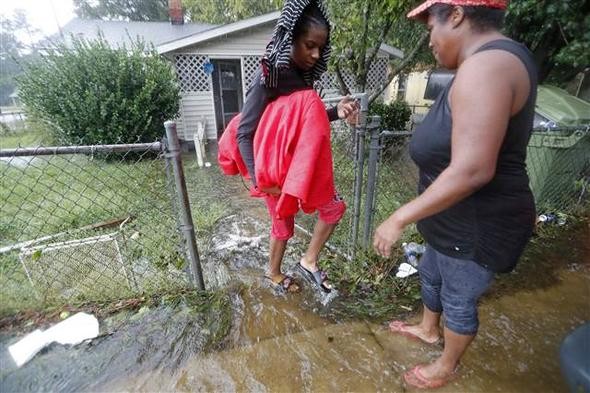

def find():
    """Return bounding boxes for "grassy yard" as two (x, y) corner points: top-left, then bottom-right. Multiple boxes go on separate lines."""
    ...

(0, 121), (53, 149)
(0, 134), (228, 316)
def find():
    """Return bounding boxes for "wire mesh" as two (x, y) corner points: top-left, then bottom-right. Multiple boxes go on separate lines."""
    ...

(0, 142), (190, 316)
(372, 131), (420, 243)
(369, 126), (590, 242)
(293, 120), (359, 258)
(526, 127), (590, 214)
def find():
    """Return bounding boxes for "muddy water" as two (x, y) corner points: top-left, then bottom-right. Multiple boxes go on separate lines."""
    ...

(2, 164), (589, 392)
(98, 264), (590, 392)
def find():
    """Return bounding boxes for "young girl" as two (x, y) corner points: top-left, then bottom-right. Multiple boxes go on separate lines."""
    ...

(235, 0), (358, 292)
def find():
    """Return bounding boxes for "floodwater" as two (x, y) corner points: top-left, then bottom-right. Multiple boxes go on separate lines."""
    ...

(1, 158), (589, 392)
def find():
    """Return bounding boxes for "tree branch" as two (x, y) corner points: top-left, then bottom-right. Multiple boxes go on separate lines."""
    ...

(364, 17), (394, 90)
(358, 1), (373, 89)
(335, 61), (351, 95)
(369, 31), (429, 103)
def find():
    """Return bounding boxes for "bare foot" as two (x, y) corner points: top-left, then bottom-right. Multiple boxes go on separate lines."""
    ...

(411, 358), (457, 382)
(389, 321), (441, 344)
(403, 360), (458, 389)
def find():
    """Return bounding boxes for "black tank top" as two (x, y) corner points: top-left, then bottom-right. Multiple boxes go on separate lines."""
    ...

(409, 39), (538, 273)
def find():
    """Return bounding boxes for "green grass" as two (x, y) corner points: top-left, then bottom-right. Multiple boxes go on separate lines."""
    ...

(0, 126), (53, 149)
(1, 131), (47, 148)
(0, 151), (228, 316)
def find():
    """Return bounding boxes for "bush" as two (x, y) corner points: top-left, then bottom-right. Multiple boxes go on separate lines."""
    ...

(17, 35), (179, 145)
(369, 100), (412, 131)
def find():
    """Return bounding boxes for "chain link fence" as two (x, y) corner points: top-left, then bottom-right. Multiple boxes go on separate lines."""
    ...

(526, 127), (590, 213)
(0, 127), (205, 317)
(362, 122), (590, 257)
(2, 98), (588, 317)
(295, 95), (589, 264)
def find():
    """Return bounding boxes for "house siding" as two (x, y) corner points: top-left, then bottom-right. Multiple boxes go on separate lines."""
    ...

(170, 25), (273, 141)
(181, 26), (272, 56)
(170, 23), (393, 140)
(176, 92), (216, 140)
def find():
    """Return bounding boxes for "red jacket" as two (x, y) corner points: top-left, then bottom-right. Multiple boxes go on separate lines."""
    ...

(218, 90), (336, 219)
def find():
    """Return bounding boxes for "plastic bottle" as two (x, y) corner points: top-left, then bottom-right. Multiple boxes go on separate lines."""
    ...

(402, 242), (426, 268)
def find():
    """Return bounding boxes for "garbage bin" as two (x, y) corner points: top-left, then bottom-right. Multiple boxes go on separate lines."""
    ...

(526, 129), (590, 210)
(560, 322), (590, 393)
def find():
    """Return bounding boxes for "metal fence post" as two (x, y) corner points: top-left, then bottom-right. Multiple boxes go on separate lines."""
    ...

(363, 116), (382, 249)
(350, 93), (370, 260)
(164, 121), (205, 290)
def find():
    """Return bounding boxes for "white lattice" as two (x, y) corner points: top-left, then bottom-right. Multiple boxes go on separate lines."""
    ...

(175, 54), (211, 93)
(366, 57), (389, 92)
(317, 57), (389, 95)
(242, 56), (262, 90)
(316, 72), (338, 91)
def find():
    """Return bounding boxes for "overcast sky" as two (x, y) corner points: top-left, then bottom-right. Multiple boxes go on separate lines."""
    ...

(1, 0), (75, 42)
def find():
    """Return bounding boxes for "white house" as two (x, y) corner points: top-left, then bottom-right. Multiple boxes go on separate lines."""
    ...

(56, 12), (403, 141)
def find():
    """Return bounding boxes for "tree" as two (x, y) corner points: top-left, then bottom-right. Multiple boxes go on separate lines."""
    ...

(327, 0), (429, 102)
(73, 0), (169, 21)
(0, 10), (40, 106)
(17, 36), (179, 145)
(504, 0), (590, 84)
(183, 0), (282, 24)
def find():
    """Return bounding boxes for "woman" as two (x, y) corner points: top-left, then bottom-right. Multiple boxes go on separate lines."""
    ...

(232, 0), (358, 293)
(373, 0), (537, 388)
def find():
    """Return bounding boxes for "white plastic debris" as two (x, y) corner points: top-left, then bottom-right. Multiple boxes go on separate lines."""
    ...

(396, 262), (418, 278)
(8, 312), (99, 367)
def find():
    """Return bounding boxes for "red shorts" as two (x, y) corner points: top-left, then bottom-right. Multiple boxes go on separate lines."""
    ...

(264, 194), (346, 240)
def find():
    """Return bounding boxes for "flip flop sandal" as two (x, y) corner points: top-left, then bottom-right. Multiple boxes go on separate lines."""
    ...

(403, 365), (457, 389)
(264, 273), (301, 293)
(297, 263), (332, 293)
(389, 321), (442, 346)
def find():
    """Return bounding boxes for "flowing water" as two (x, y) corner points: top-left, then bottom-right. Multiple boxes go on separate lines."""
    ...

(1, 161), (589, 392)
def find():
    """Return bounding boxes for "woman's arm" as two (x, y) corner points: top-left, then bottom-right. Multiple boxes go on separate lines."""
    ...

(373, 51), (527, 257)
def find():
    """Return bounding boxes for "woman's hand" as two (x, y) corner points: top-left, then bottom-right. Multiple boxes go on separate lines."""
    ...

(373, 214), (405, 258)
(337, 96), (359, 124)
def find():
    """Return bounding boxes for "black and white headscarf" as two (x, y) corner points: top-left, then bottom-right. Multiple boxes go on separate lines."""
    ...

(261, 0), (331, 88)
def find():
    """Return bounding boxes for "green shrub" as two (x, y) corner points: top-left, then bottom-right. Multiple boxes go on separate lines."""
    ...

(17, 35), (179, 145)
(369, 100), (412, 131)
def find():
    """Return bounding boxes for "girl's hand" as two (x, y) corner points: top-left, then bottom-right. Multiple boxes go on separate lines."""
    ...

(337, 96), (359, 124)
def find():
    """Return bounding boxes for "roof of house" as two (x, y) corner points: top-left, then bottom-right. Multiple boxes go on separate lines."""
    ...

(44, 13), (404, 59)
(156, 12), (404, 59)
(157, 11), (280, 54)
(46, 18), (216, 49)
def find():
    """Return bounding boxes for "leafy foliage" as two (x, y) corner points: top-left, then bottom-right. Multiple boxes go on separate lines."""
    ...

(17, 36), (179, 145)
(326, 0), (429, 100)
(0, 10), (40, 106)
(369, 99), (412, 131)
(504, 0), (590, 84)
(183, 0), (282, 24)
(73, 0), (170, 21)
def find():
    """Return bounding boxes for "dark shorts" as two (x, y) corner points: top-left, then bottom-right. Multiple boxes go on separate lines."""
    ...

(418, 245), (494, 336)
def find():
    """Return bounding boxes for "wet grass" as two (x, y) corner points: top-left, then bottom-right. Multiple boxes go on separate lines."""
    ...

(0, 125), (52, 149)
(1, 139), (227, 317)
(488, 214), (590, 298)
(0, 287), (233, 350)
(322, 214), (589, 323)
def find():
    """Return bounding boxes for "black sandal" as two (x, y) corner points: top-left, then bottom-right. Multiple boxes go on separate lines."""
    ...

(264, 273), (301, 293)
(297, 263), (332, 293)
